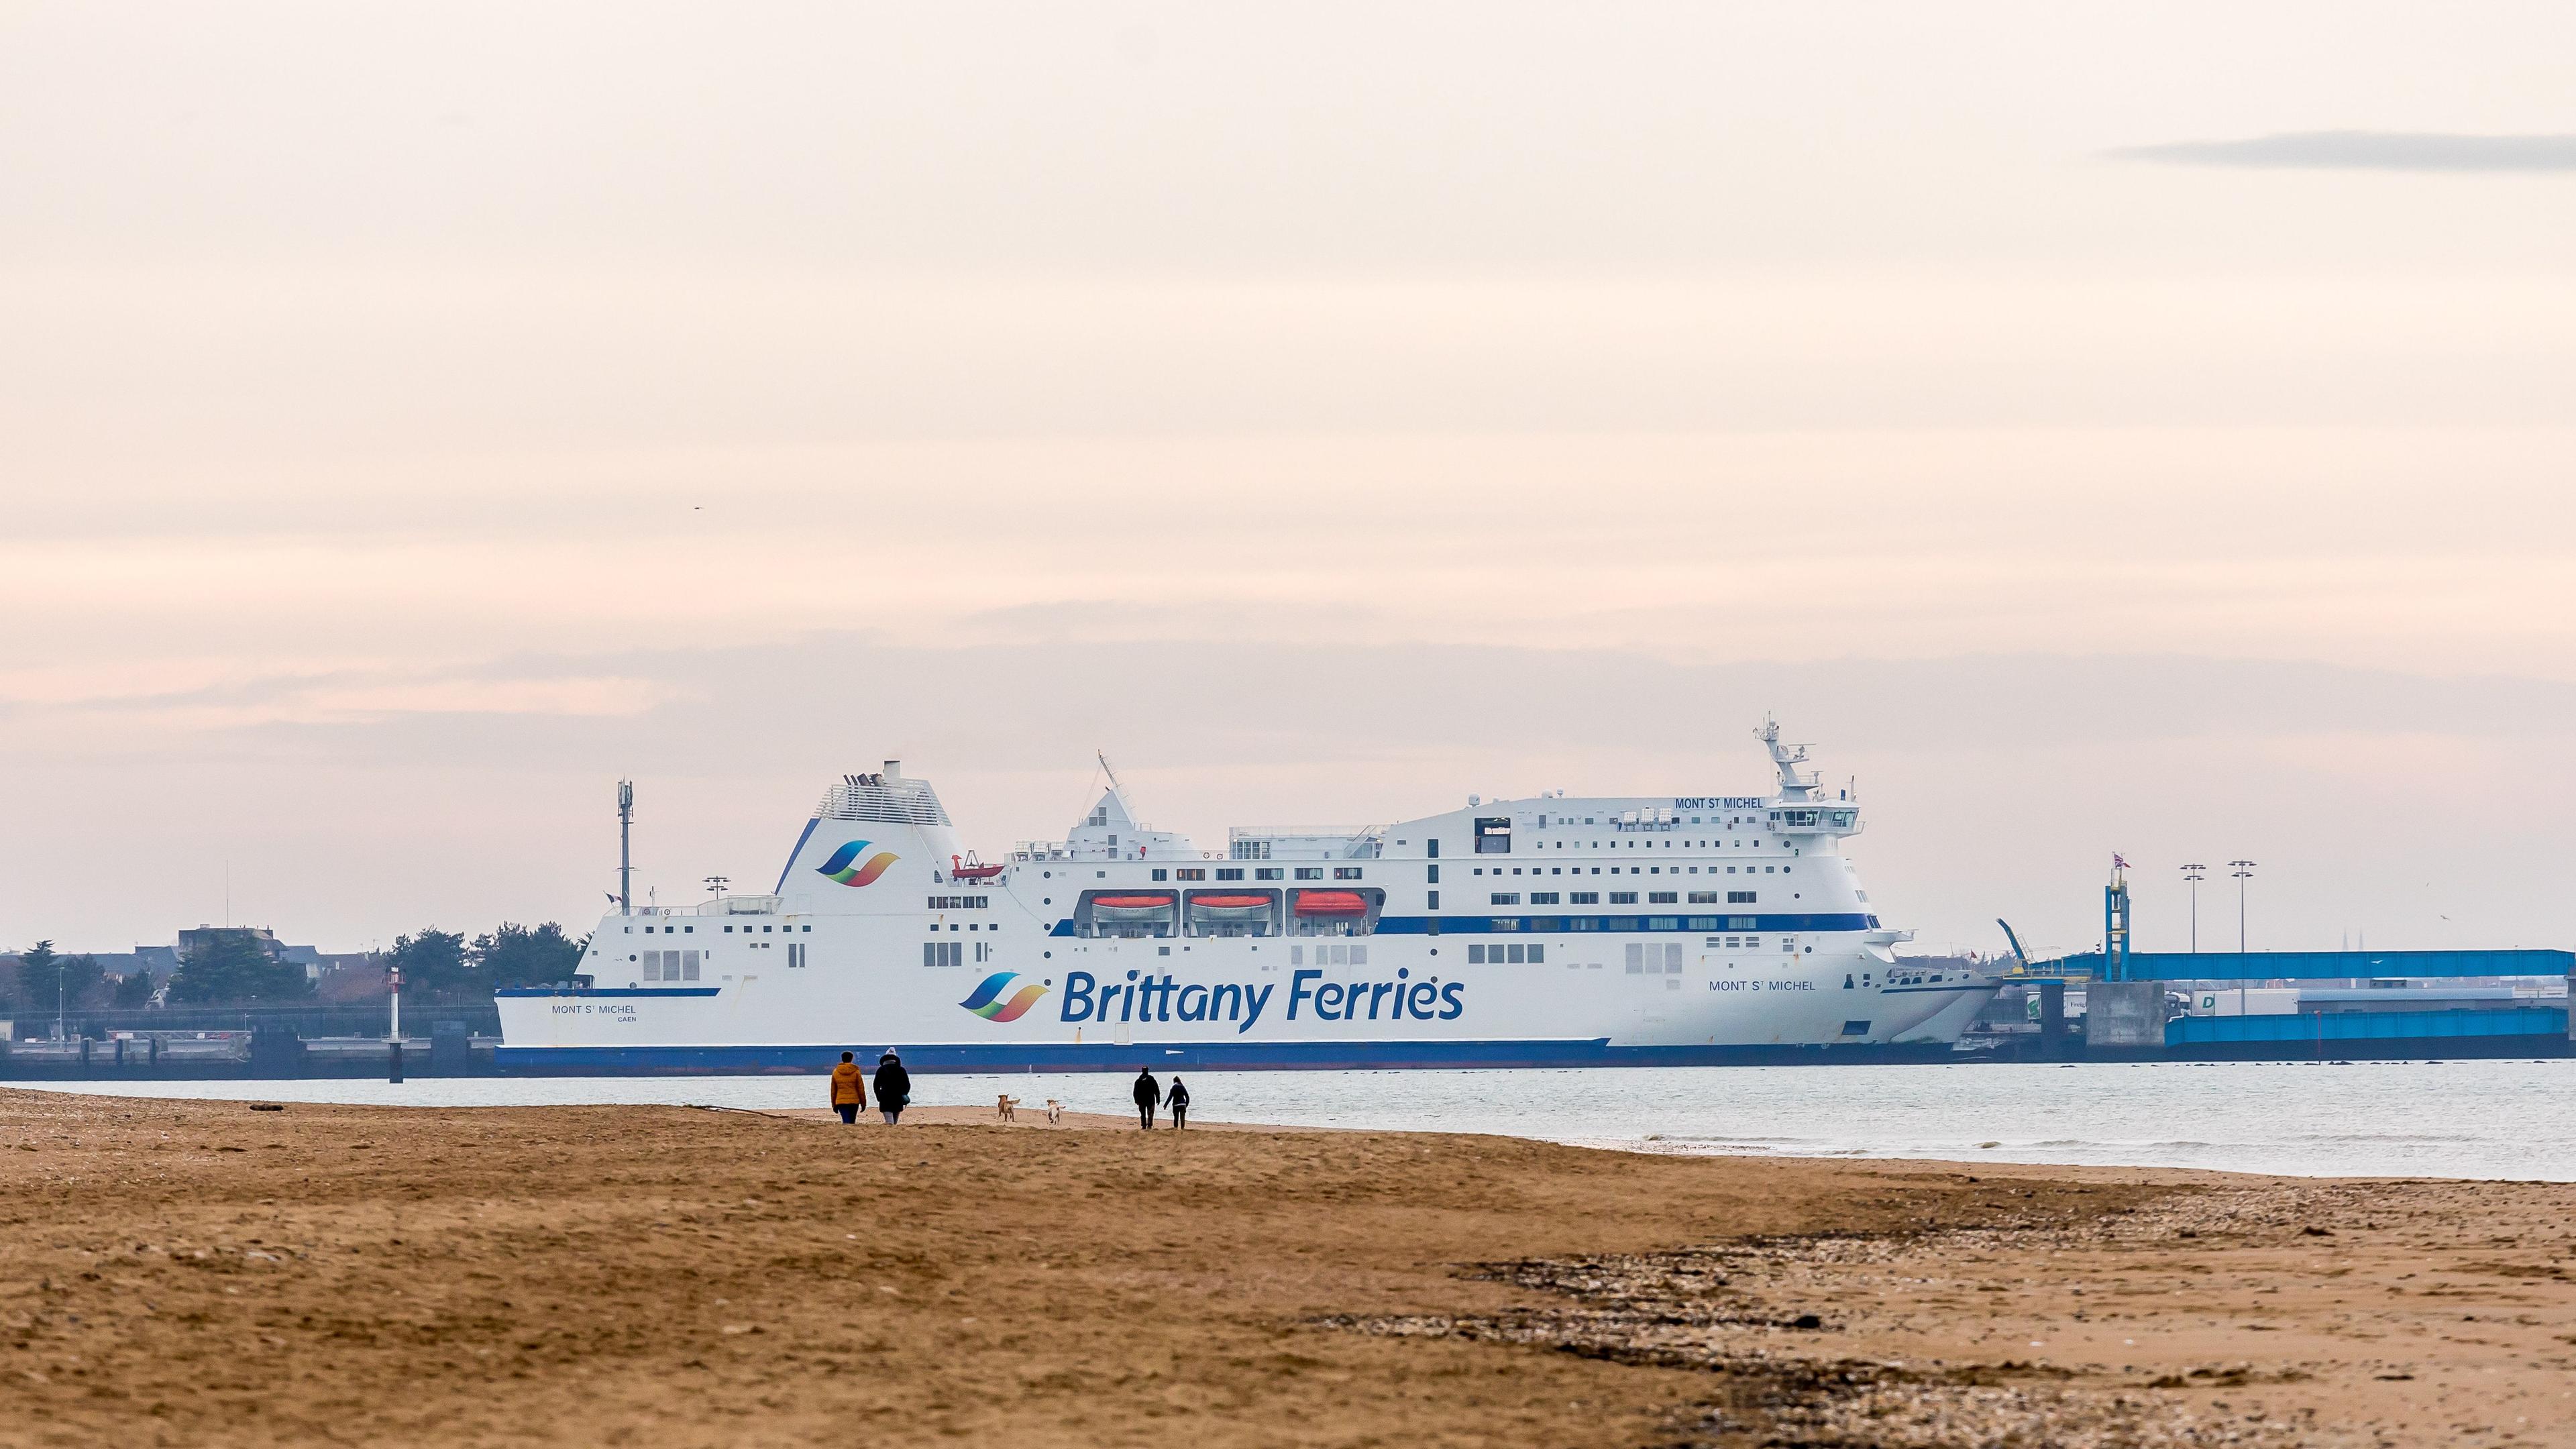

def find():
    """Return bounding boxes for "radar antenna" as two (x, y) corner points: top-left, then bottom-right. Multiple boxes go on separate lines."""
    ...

(1755, 714), (1819, 800)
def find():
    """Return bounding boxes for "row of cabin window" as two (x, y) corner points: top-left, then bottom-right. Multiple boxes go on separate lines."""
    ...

(1289, 943), (1369, 965)
(1465, 943), (1543, 963)
(1493, 890), (1760, 906)
(635, 922), (810, 934)
(1474, 864), (1786, 875)
(1152, 867), (1361, 881)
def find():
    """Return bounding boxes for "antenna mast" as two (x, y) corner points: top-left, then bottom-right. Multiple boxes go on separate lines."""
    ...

(1096, 750), (1125, 795)
(617, 780), (635, 916)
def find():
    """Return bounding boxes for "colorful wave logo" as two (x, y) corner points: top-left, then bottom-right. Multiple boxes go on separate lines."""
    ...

(959, 972), (1049, 1023)
(815, 839), (899, 888)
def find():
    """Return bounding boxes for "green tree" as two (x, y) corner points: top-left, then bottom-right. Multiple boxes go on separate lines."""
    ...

(9, 941), (102, 1017)
(57, 955), (104, 1012)
(111, 969), (157, 1008)
(386, 928), (472, 996)
(167, 930), (311, 1004)
(14, 940), (58, 1017)
(471, 922), (586, 989)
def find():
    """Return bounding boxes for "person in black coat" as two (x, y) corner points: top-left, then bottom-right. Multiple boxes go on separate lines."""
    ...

(1131, 1067), (1161, 1130)
(874, 1050), (912, 1125)
(1166, 1075), (1191, 1130)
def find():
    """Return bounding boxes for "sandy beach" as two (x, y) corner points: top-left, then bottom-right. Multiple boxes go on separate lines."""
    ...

(0, 1087), (2569, 1447)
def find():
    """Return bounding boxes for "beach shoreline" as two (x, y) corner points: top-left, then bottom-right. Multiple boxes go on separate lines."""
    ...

(1, 1087), (2567, 1446)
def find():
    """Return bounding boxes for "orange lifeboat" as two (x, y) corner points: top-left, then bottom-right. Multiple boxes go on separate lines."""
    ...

(1189, 894), (1273, 910)
(949, 853), (1005, 881)
(1292, 890), (1368, 916)
(1090, 894), (1175, 910)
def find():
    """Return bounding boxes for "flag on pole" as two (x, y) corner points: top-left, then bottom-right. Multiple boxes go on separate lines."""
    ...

(2112, 853), (2131, 870)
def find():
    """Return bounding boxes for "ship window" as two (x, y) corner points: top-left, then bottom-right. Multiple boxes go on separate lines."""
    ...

(1176, 868), (1206, 881)
(1569, 891), (1598, 904)
(1507, 944), (1526, 963)
(684, 951), (702, 979)
(1290, 945), (1303, 965)
(1217, 867), (1244, 881)
(1689, 916), (1721, 929)
(1664, 944), (1682, 971)
(1841, 1020), (1870, 1036)
(723, 925), (733, 933)
(1688, 892), (1718, 904)
(1528, 892), (1560, 906)
(1151, 869), (1168, 881)
(1468, 944), (1485, 963)
(1428, 890), (1440, 910)
(1489, 893), (1521, 906)
(1334, 867), (1362, 879)
(1427, 839), (1440, 859)
(1256, 867), (1283, 880)
(1648, 892), (1677, 904)
(1625, 945), (1644, 973)
(1473, 816), (1511, 854)
(1609, 892), (1638, 905)
(1295, 867), (1323, 880)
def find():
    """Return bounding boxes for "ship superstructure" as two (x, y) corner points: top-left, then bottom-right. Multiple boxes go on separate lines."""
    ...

(494, 722), (1999, 1071)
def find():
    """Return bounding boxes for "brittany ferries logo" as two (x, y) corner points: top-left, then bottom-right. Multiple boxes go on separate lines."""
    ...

(959, 972), (1049, 1023)
(815, 839), (899, 888)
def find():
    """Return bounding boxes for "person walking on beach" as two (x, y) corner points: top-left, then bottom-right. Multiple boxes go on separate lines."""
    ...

(1166, 1075), (1190, 1130)
(1132, 1067), (1161, 1130)
(874, 1049), (912, 1125)
(829, 1051), (866, 1124)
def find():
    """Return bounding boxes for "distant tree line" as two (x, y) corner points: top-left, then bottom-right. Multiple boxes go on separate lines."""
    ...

(5, 922), (589, 1013)
(384, 922), (588, 996)
(1, 941), (154, 1018)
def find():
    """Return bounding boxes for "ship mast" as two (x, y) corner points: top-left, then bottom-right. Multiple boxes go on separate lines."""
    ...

(1756, 715), (1819, 802)
(616, 780), (635, 916)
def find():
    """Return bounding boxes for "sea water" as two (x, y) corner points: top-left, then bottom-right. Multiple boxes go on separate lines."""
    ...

(19, 1058), (2571, 1181)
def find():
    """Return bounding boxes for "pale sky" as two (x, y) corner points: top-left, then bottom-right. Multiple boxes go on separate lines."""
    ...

(4, 2), (2572, 960)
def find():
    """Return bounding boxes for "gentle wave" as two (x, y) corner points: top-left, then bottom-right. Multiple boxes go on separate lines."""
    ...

(17, 1059), (2575, 1181)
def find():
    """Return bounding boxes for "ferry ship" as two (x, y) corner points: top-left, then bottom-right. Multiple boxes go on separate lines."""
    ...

(494, 722), (2000, 1073)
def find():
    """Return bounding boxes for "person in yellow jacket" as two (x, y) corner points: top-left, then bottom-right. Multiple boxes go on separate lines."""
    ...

(829, 1051), (867, 1124)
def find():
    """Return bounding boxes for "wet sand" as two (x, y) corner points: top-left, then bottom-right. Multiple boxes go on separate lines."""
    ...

(0, 1087), (2569, 1446)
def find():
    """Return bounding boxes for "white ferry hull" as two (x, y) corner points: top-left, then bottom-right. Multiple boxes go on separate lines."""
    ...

(497, 731), (2000, 1073)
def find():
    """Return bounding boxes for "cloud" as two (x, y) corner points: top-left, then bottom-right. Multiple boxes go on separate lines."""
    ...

(2109, 130), (2576, 172)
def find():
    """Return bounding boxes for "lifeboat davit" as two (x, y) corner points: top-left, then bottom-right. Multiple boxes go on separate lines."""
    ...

(949, 853), (1005, 881)
(1291, 890), (1369, 916)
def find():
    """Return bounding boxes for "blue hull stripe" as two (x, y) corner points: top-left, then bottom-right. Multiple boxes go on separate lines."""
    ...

(492, 1037), (1966, 1074)
(494, 987), (721, 999)
(1050, 912), (1874, 938)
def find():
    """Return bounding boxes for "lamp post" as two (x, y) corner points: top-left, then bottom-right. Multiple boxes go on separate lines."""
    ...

(2182, 863), (2206, 953)
(2229, 860), (2255, 953)
(2229, 859), (2255, 1014)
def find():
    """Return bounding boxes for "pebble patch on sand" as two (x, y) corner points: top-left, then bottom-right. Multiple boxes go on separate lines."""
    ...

(1320, 1182), (2390, 1448)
